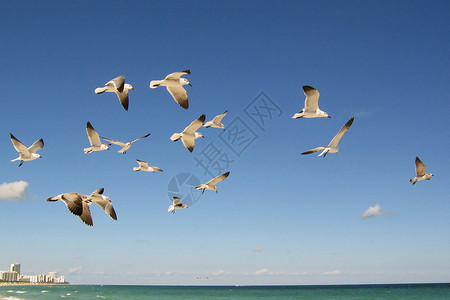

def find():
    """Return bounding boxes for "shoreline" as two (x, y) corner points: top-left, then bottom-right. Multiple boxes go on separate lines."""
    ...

(0, 282), (69, 287)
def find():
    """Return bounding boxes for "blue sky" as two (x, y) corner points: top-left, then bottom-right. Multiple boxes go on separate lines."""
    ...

(1, 1), (449, 285)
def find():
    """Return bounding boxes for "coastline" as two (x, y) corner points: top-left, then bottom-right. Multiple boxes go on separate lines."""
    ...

(0, 282), (69, 287)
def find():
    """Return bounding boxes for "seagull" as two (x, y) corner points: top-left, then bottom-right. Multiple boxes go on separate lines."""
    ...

(195, 171), (230, 194)
(84, 122), (110, 154)
(10, 133), (44, 167)
(149, 70), (191, 109)
(133, 159), (163, 172)
(410, 157), (434, 185)
(95, 75), (135, 111)
(301, 117), (354, 157)
(292, 85), (331, 119)
(47, 188), (117, 226)
(46, 192), (93, 226)
(203, 111), (228, 129)
(101, 133), (150, 154)
(85, 188), (117, 221)
(168, 197), (188, 214)
(170, 114), (205, 152)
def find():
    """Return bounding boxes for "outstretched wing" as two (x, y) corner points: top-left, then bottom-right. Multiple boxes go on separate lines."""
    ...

(164, 70), (191, 81)
(301, 147), (325, 155)
(136, 159), (149, 168)
(167, 86), (189, 109)
(10, 134), (29, 154)
(130, 133), (151, 144)
(206, 171), (230, 186)
(28, 139), (44, 154)
(101, 137), (125, 147)
(173, 197), (182, 205)
(329, 117), (354, 147)
(86, 122), (102, 147)
(184, 114), (206, 134)
(303, 86), (320, 111)
(415, 157), (426, 176)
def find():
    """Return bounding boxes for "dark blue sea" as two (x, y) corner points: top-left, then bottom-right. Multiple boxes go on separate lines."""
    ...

(1, 283), (449, 299)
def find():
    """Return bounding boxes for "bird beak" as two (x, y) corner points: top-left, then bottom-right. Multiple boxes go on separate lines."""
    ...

(188, 83), (192, 87)
(132, 87), (136, 90)
(328, 116), (331, 118)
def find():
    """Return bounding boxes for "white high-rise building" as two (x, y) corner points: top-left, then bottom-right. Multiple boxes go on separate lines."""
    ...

(9, 264), (21, 275)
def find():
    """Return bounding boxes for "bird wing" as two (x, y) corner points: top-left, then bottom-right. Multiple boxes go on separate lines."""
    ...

(130, 133), (151, 144)
(28, 139), (44, 154)
(150, 166), (163, 172)
(303, 86), (320, 111)
(173, 197), (182, 205)
(79, 200), (93, 226)
(107, 75), (125, 93)
(181, 135), (196, 152)
(100, 137), (125, 147)
(301, 147), (326, 155)
(115, 89), (129, 111)
(167, 86), (189, 109)
(10, 134), (29, 154)
(91, 196), (117, 220)
(213, 111), (228, 123)
(184, 114), (206, 134)
(60, 193), (85, 216)
(164, 70), (191, 80)
(415, 157), (426, 176)
(136, 159), (149, 168)
(329, 117), (354, 147)
(86, 122), (102, 147)
(206, 171), (230, 186)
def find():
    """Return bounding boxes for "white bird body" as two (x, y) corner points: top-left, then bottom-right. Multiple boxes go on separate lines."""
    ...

(133, 159), (163, 172)
(150, 70), (191, 109)
(170, 114), (205, 152)
(10, 133), (44, 167)
(203, 111), (228, 129)
(101, 133), (150, 154)
(301, 117), (354, 157)
(168, 197), (188, 213)
(195, 171), (230, 194)
(410, 157), (434, 185)
(95, 75), (134, 111)
(292, 86), (330, 119)
(84, 122), (110, 154)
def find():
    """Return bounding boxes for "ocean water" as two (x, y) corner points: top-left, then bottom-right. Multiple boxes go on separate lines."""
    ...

(0, 283), (449, 300)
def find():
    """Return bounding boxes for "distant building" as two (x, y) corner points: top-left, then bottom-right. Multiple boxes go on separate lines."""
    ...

(0, 271), (18, 282)
(9, 264), (21, 275)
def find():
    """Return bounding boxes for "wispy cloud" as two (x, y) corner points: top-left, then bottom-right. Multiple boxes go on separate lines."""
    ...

(254, 268), (313, 277)
(252, 247), (263, 252)
(0, 181), (29, 201)
(360, 203), (393, 218)
(323, 270), (341, 276)
(68, 266), (82, 274)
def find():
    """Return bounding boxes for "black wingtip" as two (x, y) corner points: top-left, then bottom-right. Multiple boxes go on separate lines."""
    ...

(182, 69), (191, 74)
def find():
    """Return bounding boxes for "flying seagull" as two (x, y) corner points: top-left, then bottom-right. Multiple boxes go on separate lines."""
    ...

(195, 171), (230, 194)
(203, 111), (228, 129)
(133, 159), (163, 172)
(95, 75), (135, 111)
(47, 192), (93, 226)
(84, 121), (110, 154)
(170, 114), (205, 152)
(10, 133), (44, 167)
(168, 197), (188, 214)
(292, 85), (331, 119)
(410, 157), (434, 185)
(150, 70), (191, 109)
(47, 188), (117, 226)
(85, 188), (118, 221)
(101, 133), (150, 154)
(301, 117), (354, 157)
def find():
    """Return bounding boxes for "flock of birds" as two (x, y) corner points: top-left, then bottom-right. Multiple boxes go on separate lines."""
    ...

(9, 71), (434, 226)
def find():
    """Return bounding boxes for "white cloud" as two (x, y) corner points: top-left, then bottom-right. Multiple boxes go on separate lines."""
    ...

(0, 181), (29, 201)
(361, 203), (383, 218)
(254, 268), (313, 277)
(211, 270), (225, 277)
(252, 247), (263, 252)
(323, 270), (341, 276)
